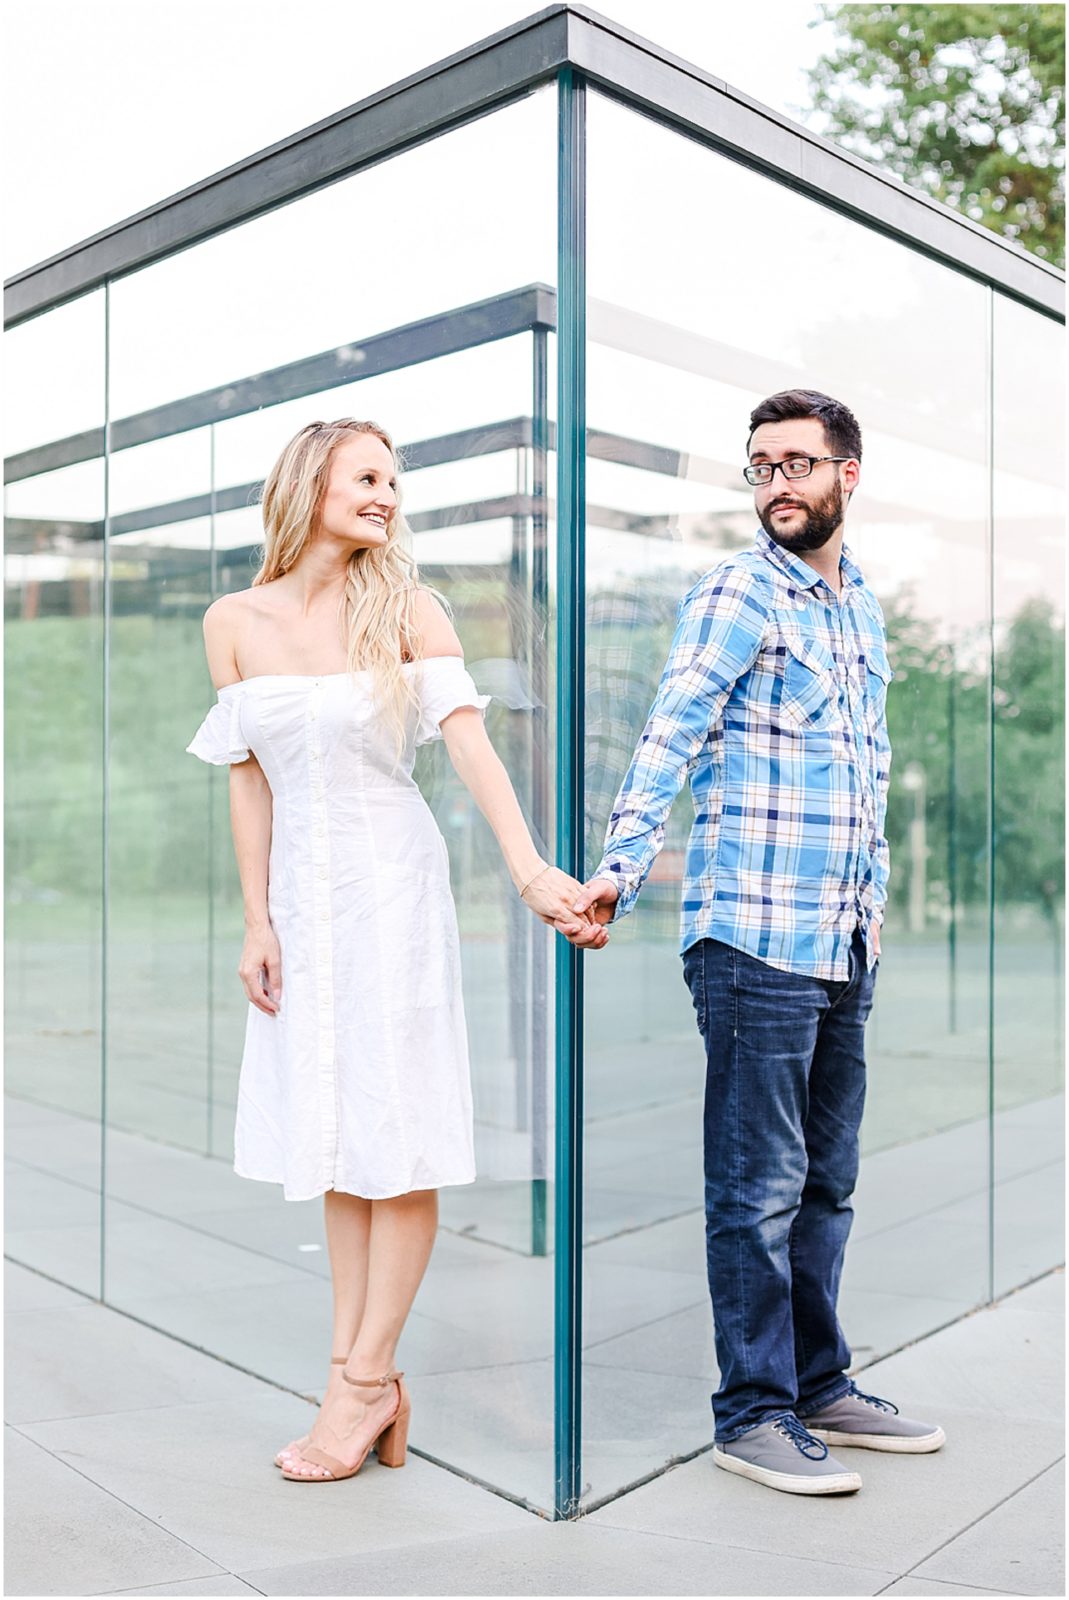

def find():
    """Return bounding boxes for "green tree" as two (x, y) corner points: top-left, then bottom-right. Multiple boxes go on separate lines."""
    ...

(806, 5), (1065, 264)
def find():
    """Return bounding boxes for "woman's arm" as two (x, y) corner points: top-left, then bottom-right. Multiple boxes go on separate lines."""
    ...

(411, 591), (605, 945)
(229, 761), (282, 1014)
(441, 708), (603, 942)
(203, 596), (283, 1014)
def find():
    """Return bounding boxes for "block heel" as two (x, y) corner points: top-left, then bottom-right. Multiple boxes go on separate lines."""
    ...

(375, 1377), (411, 1467)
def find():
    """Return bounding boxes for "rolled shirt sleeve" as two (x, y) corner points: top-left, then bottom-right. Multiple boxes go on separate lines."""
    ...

(592, 565), (770, 921)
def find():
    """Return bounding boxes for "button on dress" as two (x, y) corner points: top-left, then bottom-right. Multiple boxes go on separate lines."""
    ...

(186, 656), (490, 1201)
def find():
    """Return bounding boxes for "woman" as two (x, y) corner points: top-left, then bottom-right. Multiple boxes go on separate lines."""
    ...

(186, 419), (604, 1484)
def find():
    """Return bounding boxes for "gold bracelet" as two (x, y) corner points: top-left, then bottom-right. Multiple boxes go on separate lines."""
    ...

(519, 864), (551, 899)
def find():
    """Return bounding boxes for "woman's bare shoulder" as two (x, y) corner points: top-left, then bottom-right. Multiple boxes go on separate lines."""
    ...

(411, 587), (462, 659)
(202, 590), (256, 687)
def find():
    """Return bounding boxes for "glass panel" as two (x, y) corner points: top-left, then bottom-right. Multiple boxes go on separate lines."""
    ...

(101, 88), (558, 1510)
(4, 291), (106, 1296)
(992, 294), (1065, 1295)
(582, 91), (993, 1503)
(4, 292), (105, 455)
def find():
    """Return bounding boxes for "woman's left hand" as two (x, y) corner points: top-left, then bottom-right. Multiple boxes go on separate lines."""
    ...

(521, 867), (610, 948)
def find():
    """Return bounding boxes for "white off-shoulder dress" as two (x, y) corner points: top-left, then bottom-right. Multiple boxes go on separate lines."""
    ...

(186, 657), (490, 1202)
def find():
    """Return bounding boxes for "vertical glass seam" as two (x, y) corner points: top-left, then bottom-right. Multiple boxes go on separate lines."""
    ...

(99, 281), (111, 1305)
(986, 284), (995, 1306)
(531, 328), (550, 1261)
(554, 63), (585, 1522)
(207, 425), (217, 1159)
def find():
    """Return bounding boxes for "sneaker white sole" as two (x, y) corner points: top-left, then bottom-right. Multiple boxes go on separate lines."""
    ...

(806, 1424), (946, 1454)
(713, 1445), (862, 1495)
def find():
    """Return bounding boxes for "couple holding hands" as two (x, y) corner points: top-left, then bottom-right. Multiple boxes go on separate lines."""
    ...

(188, 389), (943, 1495)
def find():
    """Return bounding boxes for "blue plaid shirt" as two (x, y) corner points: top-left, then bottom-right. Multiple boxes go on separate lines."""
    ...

(594, 529), (892, 979)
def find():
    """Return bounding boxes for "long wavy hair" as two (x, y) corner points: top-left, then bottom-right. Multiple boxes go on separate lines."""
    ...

(254, 419), (437, 754)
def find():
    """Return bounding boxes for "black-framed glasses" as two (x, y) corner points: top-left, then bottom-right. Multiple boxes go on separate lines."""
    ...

(743, 455), (852, 487)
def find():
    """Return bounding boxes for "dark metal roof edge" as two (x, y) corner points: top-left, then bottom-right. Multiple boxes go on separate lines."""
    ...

(5, 6), (568, 293)
(568, 2), (1061, 279)
(5, 2), (1063, 328)
(3, 7), (572, 327)
(564, 7), (1063, 317)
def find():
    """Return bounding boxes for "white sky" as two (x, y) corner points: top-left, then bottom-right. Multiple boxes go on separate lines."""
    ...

(3, 0), (836, 276)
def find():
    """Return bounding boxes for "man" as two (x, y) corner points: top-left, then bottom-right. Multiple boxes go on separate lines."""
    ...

(565, 391), (944, 1495)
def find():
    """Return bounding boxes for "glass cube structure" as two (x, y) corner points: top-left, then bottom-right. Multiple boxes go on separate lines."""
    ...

(5, 6), (1064, 1517)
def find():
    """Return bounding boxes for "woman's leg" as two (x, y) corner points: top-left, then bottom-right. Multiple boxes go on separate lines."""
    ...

(345, 1187), (439, 1372)
(275, 1191), (373, 1463)
(324, 1190), (374, 1353)
(285, 1188), (438, 1479)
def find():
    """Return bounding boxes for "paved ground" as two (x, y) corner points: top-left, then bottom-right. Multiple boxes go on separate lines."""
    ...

(5, 1088), (1064, 1512)
(6, 1261), (1063, 1597)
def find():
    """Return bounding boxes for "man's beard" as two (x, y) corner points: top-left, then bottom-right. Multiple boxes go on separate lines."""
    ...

(759, 478), (844, 552)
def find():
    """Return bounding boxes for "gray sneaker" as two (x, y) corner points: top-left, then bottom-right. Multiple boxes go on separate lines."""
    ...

(801, 1384), (946, 1453)
(713, 1414), (862, 1495)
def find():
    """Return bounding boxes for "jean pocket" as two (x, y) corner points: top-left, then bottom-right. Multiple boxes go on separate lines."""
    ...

(682, 945), (708, 1035)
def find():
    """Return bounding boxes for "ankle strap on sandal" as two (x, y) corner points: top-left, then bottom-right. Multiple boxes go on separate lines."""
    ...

(341, 1367), (404, 1388)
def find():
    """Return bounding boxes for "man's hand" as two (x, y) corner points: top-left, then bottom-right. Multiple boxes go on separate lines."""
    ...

(873, 922), (881, 959)
(554, 876), (619, 947)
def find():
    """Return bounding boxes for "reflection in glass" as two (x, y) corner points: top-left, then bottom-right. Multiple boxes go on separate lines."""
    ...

(992, 294), (1065, 1295)
(581, 90), (997, 1504)
(4, 289), (106, 1296)
(96, 89), (560, 1511)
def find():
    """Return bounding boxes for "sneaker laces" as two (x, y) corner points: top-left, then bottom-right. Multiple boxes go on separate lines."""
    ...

(772, 1413), (828, 1460)
(848, 1383), (899, 1415)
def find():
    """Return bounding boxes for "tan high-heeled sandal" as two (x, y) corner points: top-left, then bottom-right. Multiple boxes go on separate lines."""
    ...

(274, 1356), (347, 1469)
(280, 1367), (410, 1483)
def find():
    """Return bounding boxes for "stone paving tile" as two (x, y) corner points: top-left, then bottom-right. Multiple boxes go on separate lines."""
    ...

(584, 1300), (716, 1381)
(237, 1522), (897, 1596)
(584, 1206), (705, 1273)
(994, 1268), (1064, 1315)
(845, 1291), (1064, 1421)
(4, 1425), (225, 1598)
(106, 1579), (264, 1596)
(4, 1097), (84, 1128)
(913, 1458), (1065, 1597)
(879, 1581), (1026, 1596)
(5, 1161), (104, 1231)
(18, 1393), (533, 1574)
(584, 1405), (1062, 1574)
(4, 1256), (87, 1311)
(844, 1215), (992, 1304)
(6, 1300), (269, 1425)
(101, 1278), (337, 1393)
(4, 1213), (314, 1306)
(990, 1163), (1066, 1298)
(839, 1285), (975, 1369)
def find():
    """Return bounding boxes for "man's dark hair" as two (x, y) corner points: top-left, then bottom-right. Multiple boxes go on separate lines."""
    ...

(747, 390), (862, 462)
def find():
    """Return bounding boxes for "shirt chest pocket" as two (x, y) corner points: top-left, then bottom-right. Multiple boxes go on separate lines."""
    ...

(861, 643), (893, 723)
(778, 630), (839, 731)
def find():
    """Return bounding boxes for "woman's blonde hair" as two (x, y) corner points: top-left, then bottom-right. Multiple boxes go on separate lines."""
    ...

(254, 418), (436, 754)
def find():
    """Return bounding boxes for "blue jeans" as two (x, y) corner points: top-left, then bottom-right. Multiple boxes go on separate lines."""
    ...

(681, 928), (875, 1442)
